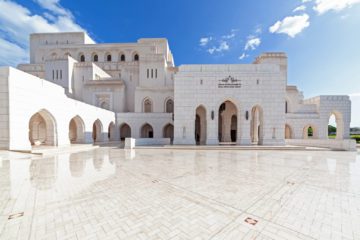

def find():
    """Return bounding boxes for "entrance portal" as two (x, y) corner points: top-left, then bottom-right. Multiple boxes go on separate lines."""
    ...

(218, 101), (237, 143)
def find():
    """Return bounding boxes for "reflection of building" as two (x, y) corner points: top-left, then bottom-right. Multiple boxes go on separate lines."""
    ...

(0, 32), (353, 150)
(69, 152), (87, 177)
(30, 157), (58, 190)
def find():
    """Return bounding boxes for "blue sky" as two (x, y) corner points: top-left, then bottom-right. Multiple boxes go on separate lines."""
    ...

(0, 0), (359, 126)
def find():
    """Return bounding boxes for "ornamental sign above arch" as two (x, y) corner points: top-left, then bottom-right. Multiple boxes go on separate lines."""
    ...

(218, 75), (242, 88)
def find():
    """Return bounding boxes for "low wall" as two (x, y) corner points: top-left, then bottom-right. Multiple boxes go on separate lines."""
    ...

(286, 139), (356, 151)
(125, 138), (170, 148)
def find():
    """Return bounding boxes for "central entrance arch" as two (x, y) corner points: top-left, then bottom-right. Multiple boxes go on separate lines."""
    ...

(194, 105), (207, 145)
(218, 101), (237, 143)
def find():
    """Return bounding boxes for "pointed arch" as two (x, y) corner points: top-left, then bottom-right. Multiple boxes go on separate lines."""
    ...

(108, 121), (116, 141)
(165, 97), (174, 113)
(195, 105), (207, 145)
(140, 123), (153, 138)
(163, 123), (174, 142)
(218, 101), (238, 143)
(92, 119), (103, 142)
(133, 52), (139, 61)
(285, 124), (293, 139)
(69, 115), (85, 143)
(303, 124), (318, 139)
(29, 109), (57, 146)
(143, 97), (153, 113)
(120, 123), (131, 140)
(328, 111), (344, 140)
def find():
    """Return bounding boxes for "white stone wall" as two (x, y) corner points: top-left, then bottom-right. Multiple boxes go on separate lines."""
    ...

(0, 67), (115, 151)
(173, 62), (287, 145)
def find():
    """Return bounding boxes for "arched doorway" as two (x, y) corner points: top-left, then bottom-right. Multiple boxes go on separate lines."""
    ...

(141, 123), (153, 138)
(163, 123), (174, 142)
(328, 112), (344, 140)
(108, 122), (115, 141)
(29, 109), (57, 146)
(69, 116), (85, 143)
(92, 119), (103, 142)
(165, 98), (174, 113)
(195, 105), (207, 145)
(285, 124), (293, 139)
(303, 125), (317, 139)
(250, 105), (263, 145)
(120, 123), (131, 140)
(218, 101), (237, 143)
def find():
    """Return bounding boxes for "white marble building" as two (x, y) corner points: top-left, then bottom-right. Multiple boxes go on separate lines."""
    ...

(0, 32), (354, 151)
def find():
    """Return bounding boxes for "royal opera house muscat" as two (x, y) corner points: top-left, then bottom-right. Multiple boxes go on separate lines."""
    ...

(0, 32), (355, 151)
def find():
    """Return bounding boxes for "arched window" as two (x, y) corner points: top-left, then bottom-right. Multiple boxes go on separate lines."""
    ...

(134, 54), (139, 61)
(106, 54), (112, 62)
(93, 54), (98, 62)
(285, 101), (288, 113)
(143, 98), (152, 113)
(165, 99), (174, 113)
(120, 54), (125, 62)
(80, 54), (85, 62)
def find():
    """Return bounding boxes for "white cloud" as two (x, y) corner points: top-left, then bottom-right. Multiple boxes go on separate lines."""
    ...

(244, 36), (261, 51)
(269, 14), (310, 38)
(302, 0), (312, 3)
(239, 53), (249, 60)
(207, 41), (229, 54)
(222, 33), (236, 39)
(34, 0), (71, 17)
(199, 37), (212, 47)
(314, 0), (360, 14)
(0, 38), (28, 66)
(0, 0), (86, 66)
(293, 5), (307, 12)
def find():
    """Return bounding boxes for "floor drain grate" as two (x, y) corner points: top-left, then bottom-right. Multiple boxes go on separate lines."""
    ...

(8, 212), (24, 220)
(244, 217), (258, 226)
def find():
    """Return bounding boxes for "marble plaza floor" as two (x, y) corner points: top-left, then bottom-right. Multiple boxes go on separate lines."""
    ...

(0, 148), (360, 240)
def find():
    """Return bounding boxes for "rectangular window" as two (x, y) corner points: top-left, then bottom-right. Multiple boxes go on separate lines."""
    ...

(151, 69), (153, 78)
(60, 70), (62, 79)
(147, 69), (149, 78)
(56, 70), (58, 79)
(155, 69), (157, 78)
(52, 70), (54, 80)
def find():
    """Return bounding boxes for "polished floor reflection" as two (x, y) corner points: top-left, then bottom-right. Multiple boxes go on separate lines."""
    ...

(0, 148), (359, 240)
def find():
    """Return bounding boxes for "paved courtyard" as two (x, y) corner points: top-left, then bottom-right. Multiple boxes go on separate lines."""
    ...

(0, 148), (360, 240)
